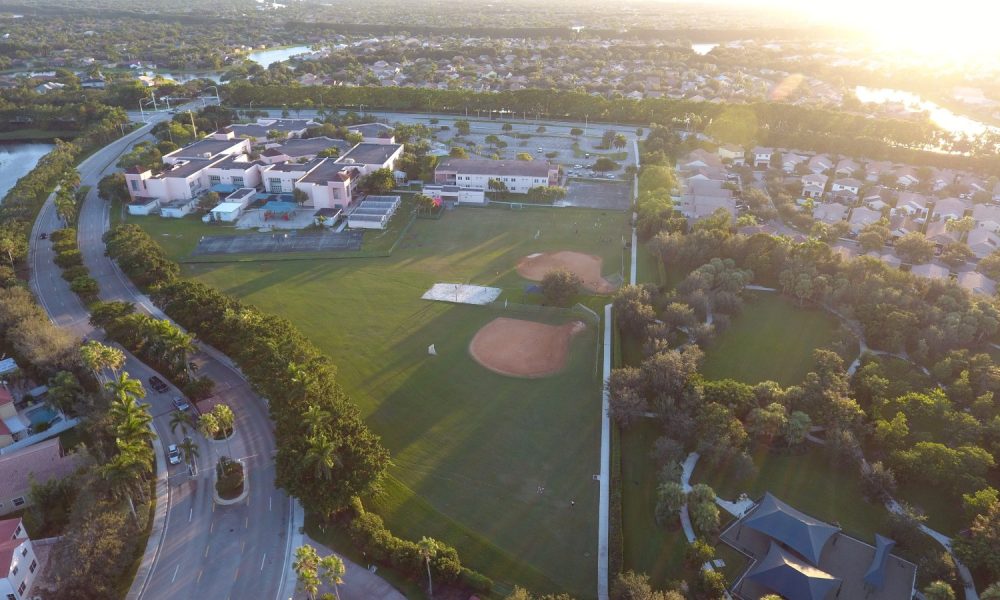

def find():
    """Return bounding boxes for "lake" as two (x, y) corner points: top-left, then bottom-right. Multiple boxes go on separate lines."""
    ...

(855, 86), (997, 139)
(691, 43), (719, 55)
(247, 45), (312, 68)
(0, 142), (53, 201)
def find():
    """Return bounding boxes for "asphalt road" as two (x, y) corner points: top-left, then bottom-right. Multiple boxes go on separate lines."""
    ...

(28, 107), (294, 600)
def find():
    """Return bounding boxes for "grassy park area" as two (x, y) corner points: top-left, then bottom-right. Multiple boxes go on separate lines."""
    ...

(145, 206), (630, 596)
(700, 293), (848, 386)
(693, 446), (890, 544)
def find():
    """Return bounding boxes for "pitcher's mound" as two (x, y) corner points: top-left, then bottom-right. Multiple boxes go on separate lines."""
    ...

(517, 251), (616, 294)
(469, 317), (586, 378)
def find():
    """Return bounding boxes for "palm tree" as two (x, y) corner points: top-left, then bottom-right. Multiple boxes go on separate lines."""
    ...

(304, 433), (340, 482)
(106, 372), (146, 405)
(199, 412), (220, 440)
(179, 437), (200, 475)
(100, 438), (152, 520)
(612, 133), (627, 150)
(293, 545), (321, 600)
(81, 341), (126, 384)
(169, 410), (195, 437)
(318, 554), (346, 600)
(417, 537), (438, 597)
(302, 405), (330, 437)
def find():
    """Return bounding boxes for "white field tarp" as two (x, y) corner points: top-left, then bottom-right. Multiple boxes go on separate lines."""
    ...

(422, 283), (502, 305)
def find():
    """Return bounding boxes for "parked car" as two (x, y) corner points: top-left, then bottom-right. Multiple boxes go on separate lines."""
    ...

(167, 444), (181, 465)
(148, 376), (168, 393)
(172, 396), (191, 412)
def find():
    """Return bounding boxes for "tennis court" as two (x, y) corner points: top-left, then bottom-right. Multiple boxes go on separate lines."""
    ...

(192, 230), (363, 255)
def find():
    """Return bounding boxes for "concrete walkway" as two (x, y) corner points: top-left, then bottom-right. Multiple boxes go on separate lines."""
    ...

(292, 535), (406, 600)
(597, 303), (613, 600)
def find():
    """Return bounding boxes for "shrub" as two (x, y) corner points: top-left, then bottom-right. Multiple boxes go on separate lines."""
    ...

(541, 268), (581, 306)
(70, 276), (99, 296)
(459, 568), (493, 593)
(60, 265), (89, 282)
(54, 249), (82, 268)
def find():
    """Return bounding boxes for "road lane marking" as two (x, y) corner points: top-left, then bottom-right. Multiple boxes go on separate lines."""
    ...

(171, 564), (180, 583)
(234, 567), (240, 581)
(245, 517), (249, 529)
(197, 569), (203, 583)
(189, 508), (193, 523)
(204, 545), (210, 558)
(210, 521), (214, 533)
(241, 541), (246, 554)
(260, 553), (266, 572)
(269, 496), (272, 512)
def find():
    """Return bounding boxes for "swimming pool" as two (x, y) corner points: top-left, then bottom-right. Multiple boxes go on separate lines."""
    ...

(25, 404), (59, 427)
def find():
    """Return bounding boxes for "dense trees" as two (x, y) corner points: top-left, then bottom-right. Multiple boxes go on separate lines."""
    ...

(540, 268), (581, 306)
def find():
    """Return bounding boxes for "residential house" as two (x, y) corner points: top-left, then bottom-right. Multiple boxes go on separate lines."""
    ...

(434, 158), (558, 194)
(807, 154), (834, 174)
(866, 251), (902, 268)
(968, 228), (1000, 259)
(717, 144), (744, 163)
(929, 168), (958, 192)
(889, 214), (921, 238)
(0, 389), (13, 450)
(848, 206), (882, 233)
(894, 192), (929, 219)
(813, 202), (848, 225)
(931, 197), (971, 222)
(781, 152), (807, 174)
(925, 220), (962, 246)
(957, 271), (997, 296)
(865, 160), (894, 182)
(0, 438), (80, 516)
(801, 173), (827, 199)
(751, 146), (773, 169)
(831, 243), (859, 261)
(0, 518), (40, 600)
(972, 204), (1000, 233)
(831, 178), (863, 196)
(835, 158), (860, 177)
(910, 263), (950, 281)
(895, 166), (920, 187)
(679, 149), (724, 172)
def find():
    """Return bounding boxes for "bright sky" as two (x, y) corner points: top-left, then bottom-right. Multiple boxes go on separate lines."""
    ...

(746, 0), (1000, 61)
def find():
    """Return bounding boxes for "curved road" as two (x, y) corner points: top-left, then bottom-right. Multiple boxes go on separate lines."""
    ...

(28, 110), (295, 600)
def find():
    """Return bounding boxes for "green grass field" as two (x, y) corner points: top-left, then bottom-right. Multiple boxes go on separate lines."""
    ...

(693, 446), (890, 544)
(700, 293), (846, 387)
(145, 206), (630, 597)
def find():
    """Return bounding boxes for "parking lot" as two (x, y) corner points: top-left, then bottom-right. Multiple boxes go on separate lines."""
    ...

(557, 179), (632, 210)
(192, 230), (363, 255)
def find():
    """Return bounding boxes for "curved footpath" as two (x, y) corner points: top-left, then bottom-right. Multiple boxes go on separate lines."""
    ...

(28, 111), (300, 600)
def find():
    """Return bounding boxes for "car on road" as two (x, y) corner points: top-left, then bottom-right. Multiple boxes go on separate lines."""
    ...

(167, 444), (181, 465)
(148, 375), (168, 393)
(172, 396), (191, 412)
(38, 232), (47, 240)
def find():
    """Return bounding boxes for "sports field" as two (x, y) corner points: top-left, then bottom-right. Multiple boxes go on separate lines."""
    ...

(149, 206), (630, 596)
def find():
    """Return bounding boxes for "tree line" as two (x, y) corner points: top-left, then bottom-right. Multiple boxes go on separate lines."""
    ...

(101, 223), (494, 595)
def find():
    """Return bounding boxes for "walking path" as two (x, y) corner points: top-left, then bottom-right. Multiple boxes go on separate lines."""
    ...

(597, 303), (613, 600)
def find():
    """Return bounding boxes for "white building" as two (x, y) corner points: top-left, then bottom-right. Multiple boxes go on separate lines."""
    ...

(335, 143), (404, 175)
(0, 518), (39, 600)
(423, 184), (486, 205)
(434, 158), (559, 194)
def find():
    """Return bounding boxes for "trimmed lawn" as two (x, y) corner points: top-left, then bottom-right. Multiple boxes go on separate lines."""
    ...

(700, 293), (846, 387)
(178, 207), (629, 597)
(693, 445), (890, 544)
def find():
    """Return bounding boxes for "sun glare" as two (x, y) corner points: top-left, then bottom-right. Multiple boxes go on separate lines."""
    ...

(786, 0), (1000, 63)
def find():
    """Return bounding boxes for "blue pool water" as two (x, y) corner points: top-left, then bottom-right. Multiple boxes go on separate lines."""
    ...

(26, 405), (59, 427)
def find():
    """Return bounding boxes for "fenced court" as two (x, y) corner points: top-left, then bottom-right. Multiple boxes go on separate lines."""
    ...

(191, 230), (363, 255)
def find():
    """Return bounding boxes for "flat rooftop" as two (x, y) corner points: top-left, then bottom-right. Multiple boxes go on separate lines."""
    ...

(229, 118), (313, 139)
(167, 138), (244, 160)
(336, 143), (403, 166)
(300, 159), (357, 184)
(153, 157), (216, 179)
(348, 122), (394, 138)
(436, 158), (554, 177)
(225, 187), (257, 202)
(263, 159), (320, 173)
(278, 136), (352, 157)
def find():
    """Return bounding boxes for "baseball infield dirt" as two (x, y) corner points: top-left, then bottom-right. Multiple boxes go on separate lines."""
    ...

(516, 251), (616, 294)
(469, 317), (587, 378)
